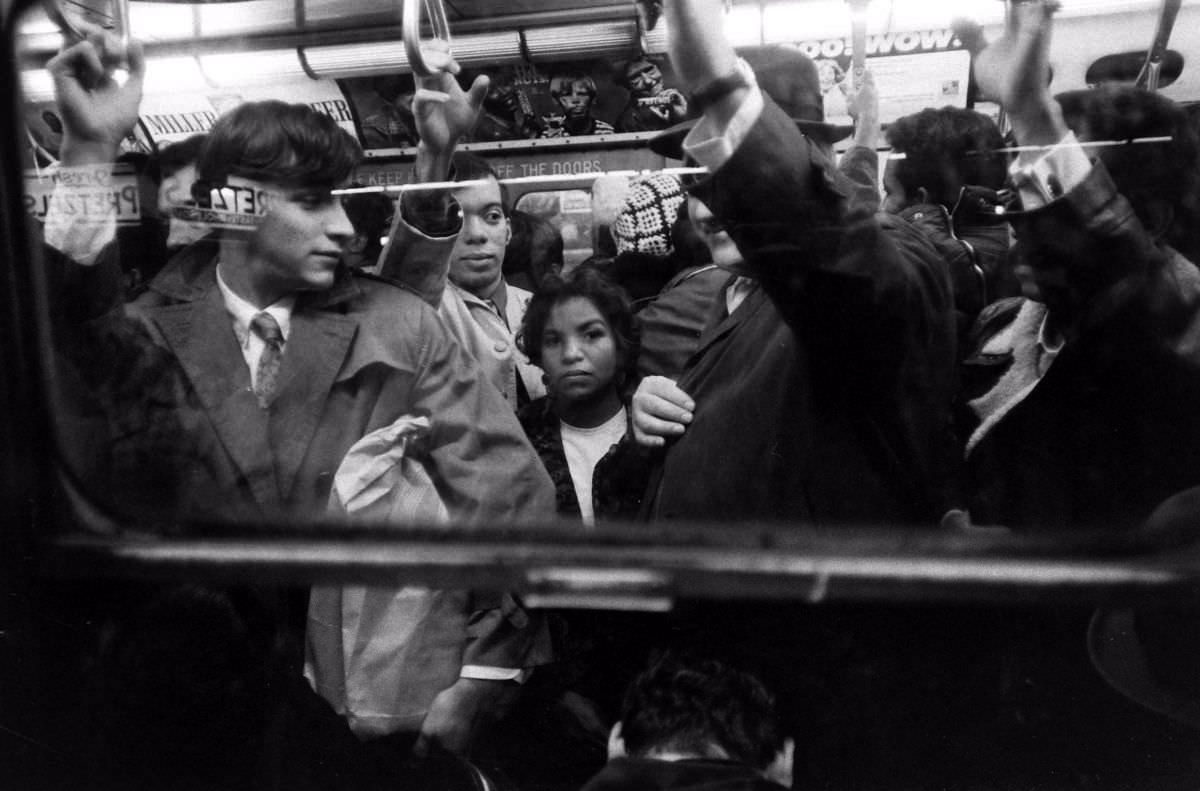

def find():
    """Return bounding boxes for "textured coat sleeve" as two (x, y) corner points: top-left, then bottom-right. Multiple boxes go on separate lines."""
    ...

(1008, 161), (1200, 345)
(700, 94), (956, 402)
(837, 143), (883, 218)
(392, 280), (558, 672)
(377, 190), (461, 307)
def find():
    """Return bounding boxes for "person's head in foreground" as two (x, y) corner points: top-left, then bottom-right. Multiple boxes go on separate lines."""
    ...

(602, 652), (794, 789)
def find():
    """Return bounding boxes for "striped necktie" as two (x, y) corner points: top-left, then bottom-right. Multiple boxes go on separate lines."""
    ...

(250, 311), (284, 408)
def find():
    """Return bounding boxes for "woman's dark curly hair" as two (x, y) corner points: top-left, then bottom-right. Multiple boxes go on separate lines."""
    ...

(518, 265), (640, 394)
(885, 106), (1008, 208)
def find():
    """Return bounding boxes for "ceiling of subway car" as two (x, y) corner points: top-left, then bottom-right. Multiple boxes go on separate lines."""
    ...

(19, 0), (660, 57)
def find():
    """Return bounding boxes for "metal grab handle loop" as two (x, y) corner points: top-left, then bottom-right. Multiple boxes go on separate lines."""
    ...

(42, 0), (130, 44)
(403, 0), (452, 78)
(1135, 0), (1182, 92)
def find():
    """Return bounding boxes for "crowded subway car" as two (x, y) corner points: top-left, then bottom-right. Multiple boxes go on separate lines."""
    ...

(5, 0), (1200, 788)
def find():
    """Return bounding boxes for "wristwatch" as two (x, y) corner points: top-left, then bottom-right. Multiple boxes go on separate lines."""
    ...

(689, 57), (756, 112)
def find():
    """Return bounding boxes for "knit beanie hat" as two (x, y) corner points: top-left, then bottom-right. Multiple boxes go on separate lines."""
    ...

(613, 173), (685, 258)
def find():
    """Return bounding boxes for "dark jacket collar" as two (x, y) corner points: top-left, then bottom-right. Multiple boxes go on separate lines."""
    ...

(581, 757), (785, 791)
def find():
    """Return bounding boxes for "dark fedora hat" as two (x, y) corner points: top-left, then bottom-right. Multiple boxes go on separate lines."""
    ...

(1089, 606), (1200, 730)
(650, 45), (854, 159)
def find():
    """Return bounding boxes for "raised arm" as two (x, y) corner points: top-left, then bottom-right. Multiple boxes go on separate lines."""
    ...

(839, 68), (882, 217)
(377, 45), (488, 304)
(973, 0), (1067, 151)
(42, 25), (145, 274)
(664, 0), (745, 127)
(971, 0), (1183, 339)
(49, 24), (145, 168)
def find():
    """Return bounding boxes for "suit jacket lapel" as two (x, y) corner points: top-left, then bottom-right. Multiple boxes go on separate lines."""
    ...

(148, 285), (281, 507)
(688, 278), (766, 365)
(271, 309), (357, 502)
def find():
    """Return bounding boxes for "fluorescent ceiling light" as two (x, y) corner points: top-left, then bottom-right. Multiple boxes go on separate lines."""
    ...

(191, 0), (294, 38)
(20, 68), (55, 104)
(302, 0), (397, 24)
(724, 4), (763, 47)
(143, 55), (211, 93)
(304, 31), (523, 79)
(21, 55), (209, 103)
(125, 3), (196, 44)
(200, 50), (308, 87)
(304, 41), (410, 78)
(523, 21), (640, 60)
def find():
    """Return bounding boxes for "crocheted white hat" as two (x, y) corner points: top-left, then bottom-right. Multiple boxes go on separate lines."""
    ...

(613, 173), (684, 258)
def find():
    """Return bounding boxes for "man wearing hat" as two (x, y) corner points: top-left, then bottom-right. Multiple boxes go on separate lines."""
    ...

(631, 0), (957, 527)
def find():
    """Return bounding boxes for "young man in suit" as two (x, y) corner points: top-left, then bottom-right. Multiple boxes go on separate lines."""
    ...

(44, 24), (555, 759)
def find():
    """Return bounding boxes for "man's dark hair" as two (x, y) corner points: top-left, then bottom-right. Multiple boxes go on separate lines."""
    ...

(343, 191), (396, 264)
(1057, 85), (1200, 262)
(157, 134), (207, 180)
(885, 106), (1007, 208)
(518, 266), (639, 390)
(451, 150), (510, 212)
(197, 100), (361, 188)
(619, 652), (784, 770)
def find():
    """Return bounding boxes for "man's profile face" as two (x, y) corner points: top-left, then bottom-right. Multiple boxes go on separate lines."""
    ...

(449, 176), (509, 299)
(688, 195), (744, 273)
(247, 183), (354, 295)
(625, 60), (663, 97)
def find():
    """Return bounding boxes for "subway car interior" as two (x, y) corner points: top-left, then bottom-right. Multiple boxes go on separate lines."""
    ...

(4, 0), (1200, 788)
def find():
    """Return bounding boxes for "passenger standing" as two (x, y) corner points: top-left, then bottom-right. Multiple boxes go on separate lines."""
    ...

(882, 106), (1018, 345)
(960, 0), (1200, 533)
(517, 268), (651, 525)
(381, 150), (545, 408)
(44, 25), (555, 761)
(631, 3), (958, 527)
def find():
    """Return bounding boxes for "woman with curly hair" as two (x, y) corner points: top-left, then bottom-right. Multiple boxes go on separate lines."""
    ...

(517, 266), (650, 525)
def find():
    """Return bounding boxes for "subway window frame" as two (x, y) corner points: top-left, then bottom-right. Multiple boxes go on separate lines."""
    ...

(6, 1), (1200, 790)
(3, 0), (1200, 606)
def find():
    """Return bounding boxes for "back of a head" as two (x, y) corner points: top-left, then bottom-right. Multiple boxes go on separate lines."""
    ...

(620, 652), (783, 771)
(1056, 85), (1200, 260)
(197, 100), (362, 189)
(885, 106), (1008, 207)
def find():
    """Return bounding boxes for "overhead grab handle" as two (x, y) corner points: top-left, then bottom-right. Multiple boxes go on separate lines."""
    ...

(42, 0), (131, 84)
(403, 0), (452, 78)
(42, 0), (130, 46)
(847, 0), (870, 88)
(1135, 0), (1182, 92)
